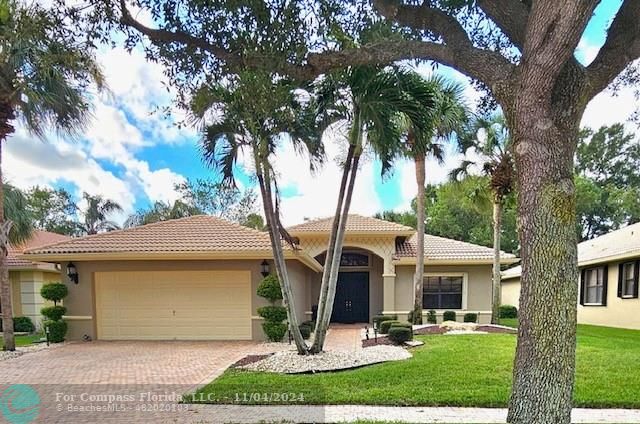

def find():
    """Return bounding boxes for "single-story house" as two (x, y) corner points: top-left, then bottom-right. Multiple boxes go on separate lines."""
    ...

(21, 214), (517, 341)
(502, 222), (640, 330)
(5, 230), (71, 330)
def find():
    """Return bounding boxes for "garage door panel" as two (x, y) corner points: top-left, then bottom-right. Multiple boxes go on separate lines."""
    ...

(95, 270), (251, 340)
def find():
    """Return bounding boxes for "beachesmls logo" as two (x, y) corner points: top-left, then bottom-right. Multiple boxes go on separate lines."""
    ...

(0, 384), (40, 424)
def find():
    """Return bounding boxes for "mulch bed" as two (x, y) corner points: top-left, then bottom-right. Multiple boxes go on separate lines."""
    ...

(230, 354), (272, 368)
(476, 325), (517, 334)
(361, 324), (516, 348)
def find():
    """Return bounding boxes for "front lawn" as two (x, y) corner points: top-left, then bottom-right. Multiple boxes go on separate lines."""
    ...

(0, 333), (43, 350)
(192, 325), (640, 408)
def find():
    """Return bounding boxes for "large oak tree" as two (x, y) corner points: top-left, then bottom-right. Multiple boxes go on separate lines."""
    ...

(84, 1), (640, 422)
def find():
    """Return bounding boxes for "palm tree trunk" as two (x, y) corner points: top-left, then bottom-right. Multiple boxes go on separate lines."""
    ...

(312, 144), (355, 351)
(412, 152), (426, 325)
(491, 199), (503, 324)
(0, 126), (15, 351)
(255, 155), (307, 354)
(311, 150), (361, 352)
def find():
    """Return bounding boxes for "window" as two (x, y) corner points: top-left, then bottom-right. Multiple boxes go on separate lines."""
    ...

(583, 266), (606, 305)
(315, 252), (369, 267)
(423, 276), (463, 309)
(619, 262), (638, 298)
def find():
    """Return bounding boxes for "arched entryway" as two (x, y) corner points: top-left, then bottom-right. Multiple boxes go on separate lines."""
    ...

(313, 248), (384, 323)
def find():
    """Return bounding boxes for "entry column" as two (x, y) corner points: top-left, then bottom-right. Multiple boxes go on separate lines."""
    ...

(382, 258), (396, 314)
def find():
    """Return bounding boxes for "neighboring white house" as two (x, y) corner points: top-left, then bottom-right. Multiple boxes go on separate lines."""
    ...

(502, 222), (640, 330)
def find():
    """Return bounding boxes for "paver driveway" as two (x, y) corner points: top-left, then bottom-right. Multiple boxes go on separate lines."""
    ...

(0, 341), (282, 423)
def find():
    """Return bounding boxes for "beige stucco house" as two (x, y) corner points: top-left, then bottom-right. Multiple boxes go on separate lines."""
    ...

(502, 222), (640, 330)
(22, 215), (517, 341)
(5, 231), (70, 330)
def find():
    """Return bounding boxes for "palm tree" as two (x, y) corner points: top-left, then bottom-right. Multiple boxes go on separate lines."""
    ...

(78, 193), (123, 235)
(399, 75), (468, 325)
(193, 71), (324, 354)
(4, 184), (34, 245)
(0, 0), (104, 350)
(451, 114), (515, 324)
(124, 200), (201, 228)
(309, 66), (436, 352)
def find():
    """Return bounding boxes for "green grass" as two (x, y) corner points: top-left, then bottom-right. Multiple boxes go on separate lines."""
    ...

(192, 325), (640, 408)
(0, 333), (43, 350)
(499, 318), (518, 328)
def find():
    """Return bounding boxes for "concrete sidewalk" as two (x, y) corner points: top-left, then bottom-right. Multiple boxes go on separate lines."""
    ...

(189, 405), (640, 423)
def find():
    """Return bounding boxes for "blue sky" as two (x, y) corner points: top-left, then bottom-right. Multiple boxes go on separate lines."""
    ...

(5, 0), (634, 226)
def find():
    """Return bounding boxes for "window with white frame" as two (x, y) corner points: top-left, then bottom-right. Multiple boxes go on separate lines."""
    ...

(621, 262), (637, 298)
(584, 267), (605, 305)
(423, 276), (463, 309)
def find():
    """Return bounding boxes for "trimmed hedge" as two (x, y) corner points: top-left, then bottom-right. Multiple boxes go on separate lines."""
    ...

(13, 316), (35, 333)
(464, 313), (478, 323)
(41, 305), (67, 321)
(380, 320), (401, 334)
(262, 322), (287, 342)
(256, 275), (283, 303)
(44, 320), (68, 343)
(426, 310), (437, 324)
(443, 311), (457, 322)
(388, 327), (413, 344)
(372, 315), (396, 328)
(499, 305), (518, 319)
(257, 306), (287, 322)
(40, 283), (68, 305)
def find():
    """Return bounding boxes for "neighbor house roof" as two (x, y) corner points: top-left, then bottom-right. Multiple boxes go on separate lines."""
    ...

(22, 216), (322, 271)
(287, 214), (415, 236)
(501, 221), (640, 280)
(9, 231), (70, 271)
(395, 233), (518, 264)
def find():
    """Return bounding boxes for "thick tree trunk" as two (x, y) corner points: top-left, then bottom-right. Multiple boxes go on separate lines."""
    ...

(507, 109), (580, 424)
(412, 153), (426, 325)
(311, 144), (355, 352)
(0, 108), (16, 351)
(255, 155), (307, 354)
(491, 200), (502, 325)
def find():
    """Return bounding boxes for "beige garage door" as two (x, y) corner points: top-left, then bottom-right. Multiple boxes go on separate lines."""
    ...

(95, 270), (252, 340)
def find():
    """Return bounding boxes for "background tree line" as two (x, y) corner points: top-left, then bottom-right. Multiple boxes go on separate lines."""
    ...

(377, 123), (640, 253)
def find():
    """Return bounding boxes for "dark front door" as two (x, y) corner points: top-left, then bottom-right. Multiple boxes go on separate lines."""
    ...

(331, 272), (369, 323)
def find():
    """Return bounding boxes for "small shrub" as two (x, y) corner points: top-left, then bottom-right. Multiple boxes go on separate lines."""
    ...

(443, 311), (457, 322)
(298, 324), (311, 339)
(388, 327), (413, 344)
(426, 310), (437, 324)
(13, 316), (35, 333)
(390, 322), (412, 330)
(44, 320), (67, 343)
(256, 275), (283, 303)
(380, 320), (401, 334)
(301, 320), (315, 328)
(257, 306), (287, 322)
(499, 305), (518, 319)
(41, 305), (67, 321)
(40, 283), (68, 305)
(262, 322), (287, 342)
(464, 313), (478, 323)
(373, 315), (396, 328)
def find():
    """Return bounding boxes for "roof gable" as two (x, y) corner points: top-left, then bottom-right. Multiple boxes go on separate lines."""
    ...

(8, 231), (70, 270)
(287, 214), (415, 235)
(397, 233), (517, 262)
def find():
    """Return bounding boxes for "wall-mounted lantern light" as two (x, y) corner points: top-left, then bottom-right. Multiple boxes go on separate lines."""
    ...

(66, 262), (79, 284)
(260, 260), (270, 277)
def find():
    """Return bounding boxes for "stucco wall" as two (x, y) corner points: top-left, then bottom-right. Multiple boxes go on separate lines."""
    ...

(8, 270), (59, 330)
(60, 259), (312, 341)
(501, 278), (521, 307)
(9, 272), (21, 317)
(394, 264), (493, 323)
(500, 260), (640, 330)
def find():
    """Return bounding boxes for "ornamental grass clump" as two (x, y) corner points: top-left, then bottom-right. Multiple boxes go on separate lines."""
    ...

(256, 275), (288, 342)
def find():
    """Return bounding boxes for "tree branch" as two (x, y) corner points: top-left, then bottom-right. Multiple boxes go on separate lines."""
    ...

(584, 0), (640, 99)
(476, 0), (529, 48)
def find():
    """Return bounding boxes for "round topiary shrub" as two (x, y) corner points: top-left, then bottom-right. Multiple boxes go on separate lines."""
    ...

(443, 311), (457, 322)
(256, 275), (283, 303)
(388, 327), (413, 344)
(380, 320), (401, 334)
(499, 305), (518, 319)
(426, 310), (437, 324)
(262, 321), (287, 342)
(40, 283), (68, 305)
(464, 313), (478, 323)
(41, 305), (67, 321)
(298, 323), (311, 339)
(13, 316), (35, 333)
(44, 320), (68, 343)
(257, 306), (288, 322)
